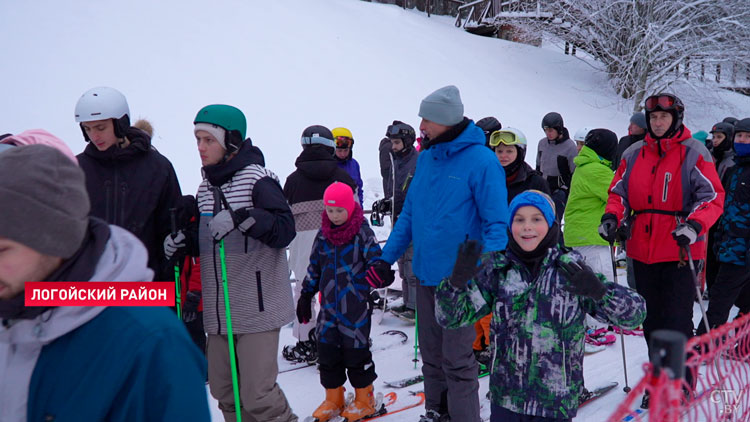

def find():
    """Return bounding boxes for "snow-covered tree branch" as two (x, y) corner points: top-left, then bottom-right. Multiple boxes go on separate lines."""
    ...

(519, 0), (750, 110)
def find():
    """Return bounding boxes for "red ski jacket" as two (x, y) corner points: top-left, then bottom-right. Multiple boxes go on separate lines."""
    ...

(180, 256), (203, 312)
(606, 127), (724, 264)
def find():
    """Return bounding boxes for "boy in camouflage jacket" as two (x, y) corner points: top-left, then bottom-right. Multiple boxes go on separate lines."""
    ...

(436, 190), (646, 421)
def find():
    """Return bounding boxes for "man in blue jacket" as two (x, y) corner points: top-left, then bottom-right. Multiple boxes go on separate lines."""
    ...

(0, 144), (209, 422)
(369, 85), (509, 422)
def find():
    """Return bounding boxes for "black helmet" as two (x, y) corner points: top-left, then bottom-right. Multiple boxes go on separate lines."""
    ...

(710, 122), (735, 152)
(541, 112), (564, 132)
(644, 93), (685, 139)
(722, 117), (739, 126)
(476, 116), (502, 146)
(385, 121), (416, 145)
(735, 118), (750, 133)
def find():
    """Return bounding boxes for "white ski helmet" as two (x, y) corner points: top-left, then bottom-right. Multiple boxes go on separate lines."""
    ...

(74, 87), (130, 140)
(574, 127), (593, 143)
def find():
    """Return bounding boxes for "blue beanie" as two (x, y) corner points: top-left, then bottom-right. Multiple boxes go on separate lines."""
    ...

(508, 190), (556, 228)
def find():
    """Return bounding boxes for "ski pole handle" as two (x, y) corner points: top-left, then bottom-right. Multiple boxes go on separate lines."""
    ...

(169, 208), (177, 237)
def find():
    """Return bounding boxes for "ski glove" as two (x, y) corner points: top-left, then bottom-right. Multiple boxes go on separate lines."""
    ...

(366, 260), (395, 289)
(672, 220), (701, 247)
(296, 291), (314, 324)
(164, 231), (186, 260)
(598, 214), (618, 244)
(559, 260), (608, 301)
(182, 290), (201, 323)
(209, 209), (256, 241)
(450, 239), (483, 289)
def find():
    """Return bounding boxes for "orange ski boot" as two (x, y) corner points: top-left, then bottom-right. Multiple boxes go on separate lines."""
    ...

(341, 384), (382, 421)
(312, 386), (345, 422)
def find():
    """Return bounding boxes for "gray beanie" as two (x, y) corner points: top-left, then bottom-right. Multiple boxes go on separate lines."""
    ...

(630, 112), (647, 130)
(418, 85), (464, 126)
(0, 144), (90, 258)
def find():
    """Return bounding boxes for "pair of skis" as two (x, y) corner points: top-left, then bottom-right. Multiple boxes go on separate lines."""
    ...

(303, 392), (426, 422)
(384, 362), (490, 389)
(476, 382), (620, 421)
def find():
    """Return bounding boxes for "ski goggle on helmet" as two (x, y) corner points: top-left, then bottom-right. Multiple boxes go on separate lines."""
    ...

(489, 127), (527, 149)
(644, 94), (684, 113)
(335, 136), (352, 149)
(386, 123), (415, 139)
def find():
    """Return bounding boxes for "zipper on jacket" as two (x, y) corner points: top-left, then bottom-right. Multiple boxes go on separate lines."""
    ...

(113, 168), (119, 226)
(662, 172), (672, 202)
(335, 246), (339, 316)
(562, 343), (567, 386)
(104, 180), (113, 222)
(120, 181), (127, 228)
(213, 241), (222, 335)
(256, 270), (265, 312)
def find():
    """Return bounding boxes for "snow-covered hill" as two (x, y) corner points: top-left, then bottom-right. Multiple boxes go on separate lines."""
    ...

(3, 1), (748, 420)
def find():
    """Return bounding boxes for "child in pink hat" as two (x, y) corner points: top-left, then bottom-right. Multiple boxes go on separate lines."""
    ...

(298, 182), (394, 421)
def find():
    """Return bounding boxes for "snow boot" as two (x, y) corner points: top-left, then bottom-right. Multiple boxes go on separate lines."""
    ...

(418, 409), (450, 421)
(640, 391), (650, 409)
(341, 384), (379, 421)
(282, 332), (318, 363)
(312, 386), (345, 422)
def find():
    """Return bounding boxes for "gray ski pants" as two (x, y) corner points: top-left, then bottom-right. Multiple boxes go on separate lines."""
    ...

(417, 280), (480, 421)
(207, 330), (298, 422)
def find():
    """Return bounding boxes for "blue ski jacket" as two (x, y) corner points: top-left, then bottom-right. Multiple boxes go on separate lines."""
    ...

(380, 119), (509, 286)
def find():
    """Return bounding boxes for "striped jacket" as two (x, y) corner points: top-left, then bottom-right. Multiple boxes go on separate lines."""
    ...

(605, 127), (725, 264)
(197, 144), (295, 335)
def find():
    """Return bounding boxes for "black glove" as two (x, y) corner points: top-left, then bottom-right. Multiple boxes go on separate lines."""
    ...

(182, 290), (201, 323)
(672, 220), (701, 247)
(450, 239), (483, 289)
(366, 260), (395, 289)
(598, 214), (618, 244)
(559, 260), (608, 301)
(615, 219), (631, 243)
(296, 291), (314, 324)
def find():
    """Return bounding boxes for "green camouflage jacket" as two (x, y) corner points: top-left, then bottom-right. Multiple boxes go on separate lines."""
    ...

(436, 248), (645, 419)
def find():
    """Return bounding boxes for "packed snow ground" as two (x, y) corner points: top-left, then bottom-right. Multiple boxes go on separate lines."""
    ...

(3, 0), (750, 420)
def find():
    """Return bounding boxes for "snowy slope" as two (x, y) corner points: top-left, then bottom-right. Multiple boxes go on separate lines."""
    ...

(2, 1), (749, 420)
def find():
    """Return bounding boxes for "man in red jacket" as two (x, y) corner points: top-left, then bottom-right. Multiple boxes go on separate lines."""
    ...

(598, 93), (724, 407)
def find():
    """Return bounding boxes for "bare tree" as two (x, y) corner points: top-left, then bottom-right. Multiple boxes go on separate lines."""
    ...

(521, 0), (750, 110)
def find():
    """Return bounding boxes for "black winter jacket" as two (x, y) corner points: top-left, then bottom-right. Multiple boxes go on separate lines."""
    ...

(613, 133), (645, 171)
(77, 127), (181, 281)
(378, 138), (418, 220)
(283, 145), (356, 206)
(507, 162), (551, 203)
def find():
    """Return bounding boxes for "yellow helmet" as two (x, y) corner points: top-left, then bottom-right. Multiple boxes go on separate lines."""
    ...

(332, 127), (353, 140)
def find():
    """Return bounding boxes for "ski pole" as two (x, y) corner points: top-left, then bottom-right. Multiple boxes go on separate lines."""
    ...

(212, 187), (242, 421)
(684, 247), (712, 337)
(684, 245), (720, 378)
(609, 242), (631, 393)
(413, 308), (419, 369)
(170, 208), (182, 320)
